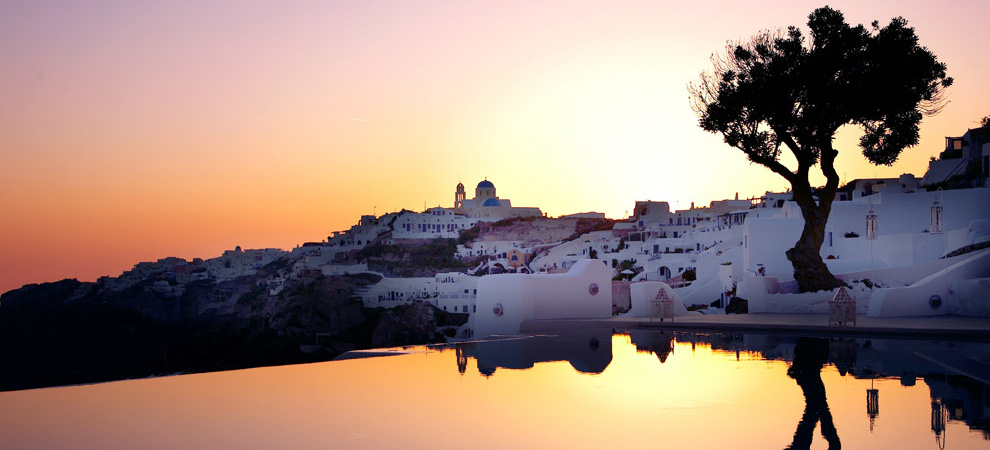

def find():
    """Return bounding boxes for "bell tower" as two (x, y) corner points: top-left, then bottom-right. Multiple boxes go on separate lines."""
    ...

(454, 182), (466, 210)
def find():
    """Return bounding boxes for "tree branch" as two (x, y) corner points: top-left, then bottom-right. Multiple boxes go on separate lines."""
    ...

(745, 149), (796, 184)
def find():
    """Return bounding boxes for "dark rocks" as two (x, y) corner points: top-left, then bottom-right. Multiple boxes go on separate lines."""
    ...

(0, 270), (448, 392)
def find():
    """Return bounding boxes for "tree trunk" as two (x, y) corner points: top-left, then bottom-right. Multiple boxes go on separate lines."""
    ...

(785, 214), (844, 292)
(786, 180), (845, 293)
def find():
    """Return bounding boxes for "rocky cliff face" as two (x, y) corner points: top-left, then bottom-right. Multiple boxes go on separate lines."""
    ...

(469, 217), (614, 246)
(0, 266), (464, 392)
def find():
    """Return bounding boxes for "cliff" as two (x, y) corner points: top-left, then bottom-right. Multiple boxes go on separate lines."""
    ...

(0, 266), (465, 392)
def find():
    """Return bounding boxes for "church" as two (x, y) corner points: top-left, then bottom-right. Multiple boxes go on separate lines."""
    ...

(453, 179), (543, 220)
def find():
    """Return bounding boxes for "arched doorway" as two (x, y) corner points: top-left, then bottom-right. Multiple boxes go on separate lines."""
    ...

(657, 266), (671, 280)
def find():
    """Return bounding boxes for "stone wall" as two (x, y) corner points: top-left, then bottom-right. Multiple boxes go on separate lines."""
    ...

(612, 280), (631, 314)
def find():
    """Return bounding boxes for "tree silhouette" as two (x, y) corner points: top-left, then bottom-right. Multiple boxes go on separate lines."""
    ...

(690, 7), (951, 292)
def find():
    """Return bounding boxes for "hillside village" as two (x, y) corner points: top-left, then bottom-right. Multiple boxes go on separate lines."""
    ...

(69, 122), (990, 334)
(1, 122), (988, 390)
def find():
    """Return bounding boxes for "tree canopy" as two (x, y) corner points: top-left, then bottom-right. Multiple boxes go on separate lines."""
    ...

(690, 6), (951, 292)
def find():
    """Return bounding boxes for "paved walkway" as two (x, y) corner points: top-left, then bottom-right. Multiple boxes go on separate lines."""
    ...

(521, 313), (990, 340)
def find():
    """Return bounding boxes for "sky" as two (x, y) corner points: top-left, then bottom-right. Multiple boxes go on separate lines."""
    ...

(2, 0), (988, 293)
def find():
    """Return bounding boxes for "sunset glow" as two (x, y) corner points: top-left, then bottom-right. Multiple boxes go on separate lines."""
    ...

(2, 0), (988, 292)
(0, 334), (967, 449)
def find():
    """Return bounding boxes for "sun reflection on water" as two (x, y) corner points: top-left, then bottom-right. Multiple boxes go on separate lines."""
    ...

(0, 331), (987, 450)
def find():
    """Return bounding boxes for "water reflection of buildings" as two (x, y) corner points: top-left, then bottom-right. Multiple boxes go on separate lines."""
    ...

(645, 330), (990, 441)
(341, 329), (990, 443)
(455, 330), (613, 377)
(628, 330), (676, 363)
(476, 328), (989, 443)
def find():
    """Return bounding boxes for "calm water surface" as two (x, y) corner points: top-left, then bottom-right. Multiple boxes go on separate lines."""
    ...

(1, 330), (988, 449)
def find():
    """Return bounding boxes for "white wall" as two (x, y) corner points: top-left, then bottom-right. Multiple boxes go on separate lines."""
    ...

(474, 259), (612, 337)
(867, 248), (990, 317)
(627, 282), (690, 317)
(743, 188), (990, 279)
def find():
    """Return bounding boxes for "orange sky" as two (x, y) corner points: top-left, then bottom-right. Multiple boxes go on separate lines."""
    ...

(2, 0), (988, 293)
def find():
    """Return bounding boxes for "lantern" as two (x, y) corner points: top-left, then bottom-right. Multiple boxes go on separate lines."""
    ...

(931, 399), (947, 448)
(866, 205), (878, 240)
(930, 189), (944, 234)
(828, 286), (856, 326)
(867, 385), (879, 432)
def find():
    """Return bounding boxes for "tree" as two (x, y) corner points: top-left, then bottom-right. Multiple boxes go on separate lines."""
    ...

(981, 114), (990, 128)
(689, 7), (951, 292)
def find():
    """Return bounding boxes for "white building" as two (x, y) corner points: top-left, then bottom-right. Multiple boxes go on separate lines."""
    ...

(361, 272), (479, 314)
(922, 125), (990, 187)
(202, 247), (288, 282)
(474, 259), (613, 337)
(454, 179), (542, 221)
(391, 208), (478, 240)
(743, 187), (990, 280)
(737, 184), (990, 317)
(327, 215), (390, 251)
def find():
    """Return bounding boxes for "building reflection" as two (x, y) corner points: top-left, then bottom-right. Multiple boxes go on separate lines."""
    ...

(455, 344), (468, 375)
(339, 327), (990, 442)
(925, 373), (990, 444)
(456, 329), (613, 377)
(628, 330), (675, 363)
(632, 330), (990, 442)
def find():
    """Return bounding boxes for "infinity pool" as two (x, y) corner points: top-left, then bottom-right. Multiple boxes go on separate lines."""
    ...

(2, 330), (988, 449)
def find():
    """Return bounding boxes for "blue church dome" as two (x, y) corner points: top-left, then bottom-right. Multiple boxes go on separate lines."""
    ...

(483, 197), (501, 207)
(477, 180), (495, 189)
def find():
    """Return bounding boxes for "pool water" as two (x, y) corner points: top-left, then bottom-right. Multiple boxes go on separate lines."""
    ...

(1, 330), (988, 449)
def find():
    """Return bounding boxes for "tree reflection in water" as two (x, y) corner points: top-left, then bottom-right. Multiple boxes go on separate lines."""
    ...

(785, 338), (841, 450)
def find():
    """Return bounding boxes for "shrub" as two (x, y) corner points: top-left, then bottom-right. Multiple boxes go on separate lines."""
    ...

(682, 268), (697, 281)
